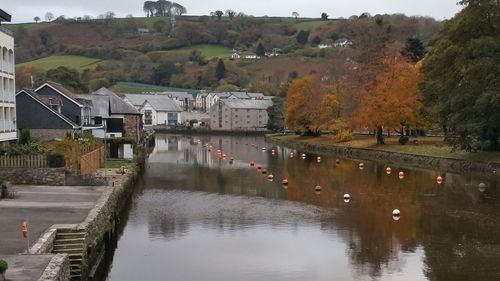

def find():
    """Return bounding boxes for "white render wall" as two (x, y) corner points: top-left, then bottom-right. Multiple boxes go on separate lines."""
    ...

(0, 29), (16, 142)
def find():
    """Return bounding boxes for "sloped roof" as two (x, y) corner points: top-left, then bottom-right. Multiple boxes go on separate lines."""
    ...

(93, 87), (141, 115)
(147, 92), (194, 101)
(36, 81), (86, 107)
(125, 94), (183, 112)
(247, 93), (265, 99)
(229, 92), (250, 99)
(16, 89), (79, 128)
(222, 99), (273, 110)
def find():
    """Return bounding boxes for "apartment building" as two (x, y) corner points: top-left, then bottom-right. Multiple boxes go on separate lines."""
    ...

(0, 10), (16, 142)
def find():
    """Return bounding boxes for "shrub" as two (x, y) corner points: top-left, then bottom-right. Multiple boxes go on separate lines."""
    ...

(47, 153), (65, 168)
(399, 136), (409, 145)
(335, 130), (353, 143)
(0, 258), (8, 274)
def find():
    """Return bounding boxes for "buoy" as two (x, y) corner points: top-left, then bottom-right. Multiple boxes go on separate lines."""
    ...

(250, 161), (255, 167)
(343, 193), (350, 203)
(222, 154), (227, 158)
(335, 159), (340, 164)
(208, 148), (211, 152)
(290, 152), (294, 158)
(230, 157), (234, 161)
(282, 179), (289, 185)
(399, 171), (404, 177)
(261, 169), (268, 174)
(392, 209), (401, 221)
(317, 156), (321, 163)
(257, 165), (262, 171)
(262, 147), (266, 151)
(386, 167), (392, 175)
(359, 163), (365, 170)
(436, 176), (443, 184)
(267, 174), (274, 180)
(301, 153), (306, 158)
(315, 185), (321, 191)
(479, 182), (486, 192)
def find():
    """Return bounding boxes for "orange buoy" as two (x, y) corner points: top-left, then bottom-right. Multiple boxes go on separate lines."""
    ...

(250, 161), (255, 167)
(437, 176), (443, 184)
(386, 167), (392, 175)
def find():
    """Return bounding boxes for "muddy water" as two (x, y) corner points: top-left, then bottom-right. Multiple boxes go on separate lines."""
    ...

(101, 134), (500, 281)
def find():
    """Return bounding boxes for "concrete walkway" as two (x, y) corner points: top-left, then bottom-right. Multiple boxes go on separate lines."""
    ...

(0, 185), (105, 255)
(2, 255), (54, 281)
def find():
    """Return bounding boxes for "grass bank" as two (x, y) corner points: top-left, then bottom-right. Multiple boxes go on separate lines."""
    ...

(269, 134), (500, 164)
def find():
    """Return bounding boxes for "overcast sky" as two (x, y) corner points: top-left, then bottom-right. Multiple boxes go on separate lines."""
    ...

(2, 0), (463, 23)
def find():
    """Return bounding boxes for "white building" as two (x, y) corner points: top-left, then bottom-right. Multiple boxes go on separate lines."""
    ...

(333, 38), (353, 48)
(0, 11), (16, 142)
(124, 94), (183, 126)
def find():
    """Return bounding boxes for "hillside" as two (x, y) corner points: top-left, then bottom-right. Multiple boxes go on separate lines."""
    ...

(9, 14), (442, 94)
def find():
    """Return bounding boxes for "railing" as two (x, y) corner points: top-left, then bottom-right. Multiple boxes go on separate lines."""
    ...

(0, 154), (48, 168)
(0, 26), (13, 36)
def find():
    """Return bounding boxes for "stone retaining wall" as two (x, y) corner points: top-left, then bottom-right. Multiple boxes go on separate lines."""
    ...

(2, 168), (66, 185)
(37, 254), (70, 281)
(268, 137), (500, 178)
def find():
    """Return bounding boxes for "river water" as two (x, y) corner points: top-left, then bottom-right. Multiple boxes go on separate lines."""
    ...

(101, 134), (500, 281)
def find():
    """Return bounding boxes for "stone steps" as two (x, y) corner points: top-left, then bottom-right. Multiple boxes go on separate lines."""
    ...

(52, 229), (87, 281)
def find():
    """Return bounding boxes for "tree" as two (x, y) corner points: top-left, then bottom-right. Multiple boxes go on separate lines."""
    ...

(215, 59), (226, 80)
(321, 12), (329, 20)
(350, 51), (423, 144)
(152, 60), (179, 85)
(292, 12), (299, 20)
(172, 3), (187, 16)
(311, 35), (322, 46)
(226, 10), (236, 20)
(256, 42), (265, 57)
(267, 82), (289, 131)
(33, 16), (40, 23)
(46, 66), (88, 93)
(285, 75), (342, 136)
(143, 1), (155, 17)
(214, 10), (224, 21)
(153, 19), (166, 32)
(296, 30), (309, 45)
(421, 0), (500, 150)
(402, 37), (425, 63)
(45, 12), (54, 22)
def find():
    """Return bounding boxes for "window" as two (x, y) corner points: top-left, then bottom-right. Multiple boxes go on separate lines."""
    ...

(107, 118), (124, 133)
(94, 117), (103, 125)
(144, 110), (153, 125)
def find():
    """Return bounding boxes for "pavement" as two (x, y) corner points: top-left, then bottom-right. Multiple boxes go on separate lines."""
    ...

(2, 255), (54, 281)
(0, 185), (106, 255)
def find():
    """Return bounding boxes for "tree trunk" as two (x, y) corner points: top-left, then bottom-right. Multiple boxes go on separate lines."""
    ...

(376, 126), (385, 145)
(0, 272), (5, 281)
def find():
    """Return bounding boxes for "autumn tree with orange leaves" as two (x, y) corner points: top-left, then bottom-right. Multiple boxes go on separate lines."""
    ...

(348, 50), (423, 144)
(285, 75), (342, 136)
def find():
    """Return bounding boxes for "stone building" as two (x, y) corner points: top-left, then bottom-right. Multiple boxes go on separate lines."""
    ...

(210, 99), (272, 131)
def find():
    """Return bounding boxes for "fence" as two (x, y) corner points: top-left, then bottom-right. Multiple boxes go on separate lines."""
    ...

(79, 145), (105, 175)
(0, 154), (48, 168)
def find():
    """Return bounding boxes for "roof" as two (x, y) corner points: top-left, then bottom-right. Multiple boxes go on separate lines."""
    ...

(229, 92), (250, 99)
(222, 99), (273, 110)
(147, 92), (194, 101)
(247, 93), (265, 99)
(36, 81), (86, 107)
(0, 10), (11, 22)
(125, 94), (183, 112)
(92, 87), (141, 115)
(16, 89), (79, 128)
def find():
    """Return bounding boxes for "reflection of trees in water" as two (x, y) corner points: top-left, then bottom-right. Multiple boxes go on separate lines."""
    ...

(148, 209), (190, 240)
(420, 179), (500, 281)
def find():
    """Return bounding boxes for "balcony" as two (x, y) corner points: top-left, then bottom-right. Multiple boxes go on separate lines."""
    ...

(0, 26), (13, 36)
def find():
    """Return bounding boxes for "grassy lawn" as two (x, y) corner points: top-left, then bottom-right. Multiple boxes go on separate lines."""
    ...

(271, 134), (500, 163)
(148, 44), (232, 59)
(110, 81), (199, 95)
(3, 22), (55, 33)
(101, 160), (133, 169)
(16, 55), (102, 71)
(295, 20), (330, 31)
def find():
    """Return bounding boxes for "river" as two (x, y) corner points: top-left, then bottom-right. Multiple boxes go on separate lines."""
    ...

(99, 134), (500, 281)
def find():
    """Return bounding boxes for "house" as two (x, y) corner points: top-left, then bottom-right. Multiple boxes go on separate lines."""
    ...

(247, 93), (265, 100)
(90, 88), (143, 143)
(16, 89), (79, 141)
(124, 94), (183, 126)
(231, 52), (241, 60)
(210, 99), (273, 131)
(35, 81), (92, 127)
(195, 93), (208, 112)
(0, 9), (17, 142)
(333, 38), (353, 48)
(205, 92), (231, 112)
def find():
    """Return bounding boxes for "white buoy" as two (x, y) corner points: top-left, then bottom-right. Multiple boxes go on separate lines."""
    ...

(479, 182), (486, 192)
(267, 174), (274, 180)
(392, 209), (401, 220)
(315, 185), (321, 191)
(437, 176), (443, 184)
(386, 167), (392, 175)
(343, 193), (350, 203)
(359, 163), (365, 170)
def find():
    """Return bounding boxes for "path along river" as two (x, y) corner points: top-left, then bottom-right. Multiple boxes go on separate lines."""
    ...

(99, 134), (500, 281)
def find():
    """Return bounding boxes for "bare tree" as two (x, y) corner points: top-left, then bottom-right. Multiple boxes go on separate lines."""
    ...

(33, 16), (40, 23)
(45, 12), (54, 22)
(225, 9), (236, 20)
(292, 11), (299, 20)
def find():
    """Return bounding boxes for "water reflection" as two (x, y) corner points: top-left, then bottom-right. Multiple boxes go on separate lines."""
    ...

(103, 134), (500, 281)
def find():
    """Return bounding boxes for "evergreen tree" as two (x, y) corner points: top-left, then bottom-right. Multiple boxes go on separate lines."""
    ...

(296, 30), (309, 45)
(256, 42), (265, 57)
(421, 0), (500, 150)
(215, 59), (226, 80)
(402, 37), (425, 63)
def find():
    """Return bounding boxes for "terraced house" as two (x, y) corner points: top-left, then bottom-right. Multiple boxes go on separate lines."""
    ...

(0, 10), (16, 143)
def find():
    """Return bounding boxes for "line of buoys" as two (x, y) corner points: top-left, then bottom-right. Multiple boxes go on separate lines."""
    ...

(386, 167), (392, 175)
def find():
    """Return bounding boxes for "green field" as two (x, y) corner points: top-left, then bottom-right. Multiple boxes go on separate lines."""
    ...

(4, 22), (55, 33)
(17, 55), (102, 71)
(295, 20), (330, 31)
(149, 44), (232, 59)
(111, 81), (199, 95)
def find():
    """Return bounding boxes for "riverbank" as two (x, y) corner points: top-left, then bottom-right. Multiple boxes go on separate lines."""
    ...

(152, 127), (269, 135)
(267, 134), (500, 177)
